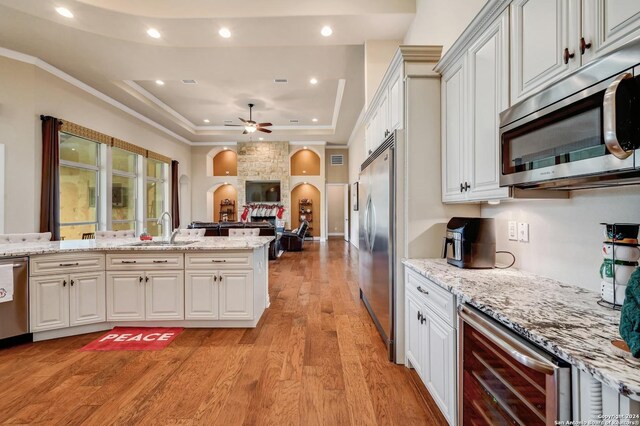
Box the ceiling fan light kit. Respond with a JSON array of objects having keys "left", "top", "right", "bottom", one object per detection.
[{"left": 226, "top": 103, "right": 273, "bottom": 135}]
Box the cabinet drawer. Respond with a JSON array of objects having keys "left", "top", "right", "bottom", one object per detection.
[
  {"left": 406, "top": 269, "right": 456, "bottom": 328},
  {"left": 185, "top": 252, "right": 252, "bottom": 270},
  {"left": 106, "top": 253, "right": 184, "bottom": 270},
  {"left": 30, "top": 253, "right": 105, "bottom": 276}
]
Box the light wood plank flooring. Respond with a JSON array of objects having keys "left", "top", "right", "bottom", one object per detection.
[{"left": 0, "top": 239, "right": 446, "bottom": 425}]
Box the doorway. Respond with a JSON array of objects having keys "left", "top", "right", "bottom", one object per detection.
[{"left": 326, "top": 184, "right": 349, "bottom": 241}]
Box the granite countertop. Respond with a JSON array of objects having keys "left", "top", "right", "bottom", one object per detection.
[
  {"left": 402, "top": 258, "right": 640, "bottom": 401},
  {"left": 0, "top": 236, "right": 275, "bottom": 257}
]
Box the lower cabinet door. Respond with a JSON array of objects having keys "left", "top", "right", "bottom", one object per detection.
[
  {"left": 406, "top": 291, "right": 426, "bottom": 380},
  {"left": 107, "top": 271, "right": 145, "bottom": 321},
  {"left": 218, "top": 270, "right": 254, "bottom": 320},
  {"left": 425, "top": 312, "right": 456, "bottom": 424},
  {"left": 30, "top": 274, "right": 69, "bottom": 332},
  {"left": 185, "top": 270, "right": 218, "bottom": 320},
  {"left": 145, "top": 270, "right": 184, "bottom": 320},
  {"left": 69, "top": 272, "right": 106, "bottom": 327}
]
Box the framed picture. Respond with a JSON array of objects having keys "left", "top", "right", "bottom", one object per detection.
[
  {"left": 112, "top": 184, "right": 128, "bottom": 208},
  {"left": 352, "top": 182, "right": 359, "bottom": 211}
]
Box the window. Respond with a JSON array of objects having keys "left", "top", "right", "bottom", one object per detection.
[
  {"left": 146, "top": 158, "right": 167, "bottom": 236},
  {"left": 59, "top": 133, "right": 99, "bottom": 240},
  {"left": 111, "top": 148, "right": 137, "bottom": 232}
]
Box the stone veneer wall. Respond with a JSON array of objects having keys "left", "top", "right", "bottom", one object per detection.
[{"left": 237, "top": 141, "right": 291, "bottom": 227}]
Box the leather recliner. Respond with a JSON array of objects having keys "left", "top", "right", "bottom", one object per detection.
[{"left": 280, "top": 221, "right": 309, "bottom": 252}]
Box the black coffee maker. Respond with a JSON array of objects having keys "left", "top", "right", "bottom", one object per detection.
[{"left": 442, "top": 217, "right": 496, "bottom": 269}]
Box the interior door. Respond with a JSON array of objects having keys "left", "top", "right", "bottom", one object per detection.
[{"left": 344, "top": 184, "right": 349, "bottom": 242}]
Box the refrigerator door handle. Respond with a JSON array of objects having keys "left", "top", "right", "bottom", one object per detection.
[
  {"left": 363, "top": 195, "right": 371, "bottom": 251},
  {"left": 369, "top": 200, "right": 376, "bottom": 253}
]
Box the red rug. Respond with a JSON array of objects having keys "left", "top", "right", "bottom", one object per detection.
[{"left": 80, "top": 327, "right": 184, "bottom": 351}]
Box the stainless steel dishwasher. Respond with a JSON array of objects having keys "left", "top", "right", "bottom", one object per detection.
[{"left": 0, "top": 257, "right": 30, "bottom": 343}]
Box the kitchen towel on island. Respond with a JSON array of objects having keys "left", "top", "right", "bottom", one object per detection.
[
  {"left": 619, "top": 268, "right": 640, "bottom": 357},
  {"left": 0, "top": 264, "right": 14, "bottom": 303}
]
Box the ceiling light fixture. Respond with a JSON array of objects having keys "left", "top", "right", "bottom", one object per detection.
[
  {"left": 310, "top": 78, "right": 318, "bottom": 85},
  {"left": 155, "top": 80, "right": 165, "bottom": 86},
  {"left": 244, "top": 125, "right": 257, "bottom": 133},
  {"left": 312, "top": 118, "right": 318, "bottom": 122},
  {"left": 259, "top": 137, "right": 264, "bottom": 141},
  {"left": 203, "top": 119, "right": 210, "bottom": 123},
  {"left": 223, "top": 146, "right": 227, "bottom": 150},
  {"left": 219, "top": 28, "right": 231, "bottom": 38},
  {"left": 147, "top": 28, "right": 161, "bottom": 39},
  {"left": 303, "top": 146, "right": 308, "bottom": 149},
  {"left": 55, "top": 7, "right": 74, "bottom": 18},
  {"left": 321, "top": 26, "right": 333, "bottom": 37}
]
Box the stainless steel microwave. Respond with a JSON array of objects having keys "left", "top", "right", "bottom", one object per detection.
[{"left": 499, "top": 38, "right": 640, "bottom": 190}]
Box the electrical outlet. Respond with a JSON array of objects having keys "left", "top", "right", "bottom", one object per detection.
[
  {"left": 508, "top": 221, "right": 518, "bottom": 241},
  {"left": 518, "top": 222, "right": 529, "bottom": 242}
]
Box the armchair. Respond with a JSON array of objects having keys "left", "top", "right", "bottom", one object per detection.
[{"left": 280, "top": 221, "right": 309, "bottom": 252}]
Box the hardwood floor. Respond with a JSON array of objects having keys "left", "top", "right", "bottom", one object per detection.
[{"left": 0, "top": 239, "right": 446, "bottom": 425}]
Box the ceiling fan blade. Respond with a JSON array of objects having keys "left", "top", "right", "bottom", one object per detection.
[
  {"left": 258, "top": 128, "right": 272, "bottom": 134},
  {"left": 242, "top": 130, "right": 248, "bottom": 135},
  {"left": 257, "top": 123, "right": 272, "bottom": 127},
  {"left": 224, "top": 124, "right": 243, "bottom": 127},
  {"left": 238, "top": 118, "right": 247, "bottom": 123}
]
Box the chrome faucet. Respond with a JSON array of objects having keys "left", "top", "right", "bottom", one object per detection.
[{"left": 158, "top": 212, "right": 180, "bottom": 244}]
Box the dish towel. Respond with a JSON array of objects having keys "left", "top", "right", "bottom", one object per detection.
[
  {"left": 619, "top": 267, "right": 640, "bottom": 357},
  {"left": 0, "top": 264, "right": 14, "bottom": 303}
]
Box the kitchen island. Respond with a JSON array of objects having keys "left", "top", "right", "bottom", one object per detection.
[
  {"left": 403, "top": 258, "right": 640, "bottom": 423},
  {"left": 1, "top": 236, "right": 274, "bottom": 341}
]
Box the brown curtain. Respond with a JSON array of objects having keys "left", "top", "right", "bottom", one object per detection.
[
  {"left": 171, "top": 160, "right": 180, "bottom": 229},
  {"left": 39, "top": 115, "right": 62, "bottom": 240}
]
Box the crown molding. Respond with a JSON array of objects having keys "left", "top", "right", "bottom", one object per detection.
[
  {"left": 289, "top": 141, "right": 327, "bottom": 146},
  {"left": 0, "top": 47, "right": 193, "bottom": 146}
]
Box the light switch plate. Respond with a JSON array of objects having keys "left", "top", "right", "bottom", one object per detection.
[
  {"left": 508, "top": 221, "right": 518, "bottom": 241},
  {"left": 518, "top": 222, "right": 529, "bottom": 242}
]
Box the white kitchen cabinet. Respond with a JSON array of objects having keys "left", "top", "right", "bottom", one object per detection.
[
  {"left": 466, "top": 10, "right": 511, "bottom": 201},
  {"left": 107, "top": 271, "right": 145, "bottom": 321},
  {"left": 405, "top": 269, "right": 457, "bottom": 425},
  {"left": 185, "top": 271, "right": 219, "bottom": 320},
  {"left": 107, "top": 270, "right": 184, "bottom": 321},
  {"left": 30, "top": 274, "right": 68, "bottom": 332},
  {"left": 510, "top": 0, "right": 580, "bottom": 104},
  {"left": 69, "top": 272, "right": 106, "bottom": 327},
  {"left": 146, "top": 271, "right": 184, "bottom": 320},
  {"left": 31, "top": 272, "right": 105, "bottom": 332},
  {"left": 218, "top": 270, "right": 254, "bottom": 320},
  {"left": 441, "top": 59, "right": 467, "bottom": 202},
  {"left": 388, "top": 69, "right": 403, "bottom": 132},
  {"left": 582, "top": 0, "right": 640, "bottom": 63}
]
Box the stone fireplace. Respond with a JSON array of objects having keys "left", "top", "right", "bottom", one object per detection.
[{"left": 237, "top": 141, "right": 290, "bottom": 227}]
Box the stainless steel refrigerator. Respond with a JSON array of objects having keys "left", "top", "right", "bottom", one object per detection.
[{"left": 359, "top": 134, "right": 395, "bottom": 361}]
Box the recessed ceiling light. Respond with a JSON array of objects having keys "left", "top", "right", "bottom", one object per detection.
[
  {"left": 223, "top": 146, "right": 227, "bottom": 150},
  {"left": 147, "top": 28, "right": 161, "bottom": 39},
  {"left": 310, "top": 78, "right": 318, "bottom": 85},
  {"left": 219, "top": 28, "right": 231, "bottom": 38},
  {"left": 55, "top": 7, "right": 73, "bottom": 18},
  {"left": 321, "top": 26, "right": 333, "bottom": 37},
  {"left": 155, "top": 80, "right": 165, "bottom": 86},
  {"left": 259, "top": 137, "right": 264, "bottom": 141},
  {"left": 312, "top": 118, "right": 318, "bottom": 122},
  {"left": 303, "top": 146, "right": 308, "bottom": 149},
  {"left": 203, "top": 119, "right": 210, "bottom": 123}
]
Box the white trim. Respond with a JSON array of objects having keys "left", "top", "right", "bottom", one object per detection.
[
  {"left": 122, "top": 80, "right": 195, "bottom": 129},
  {"left": 328, "top": 233, "right": 344, "bottom": 236},
  {"left": 289, "top": 141, "right": 327, "bottom": 146},
  {"left": 331, "top": 79, "right": 347, "bottom": 128},
  {"left": 0, "top": 47, "right": 194, "bottom": 146},
  {"left": 326, "top": 146, "right": 349, "bottom": 150},
  {"left": 0, "top": 144, "right": 4, "bottom": 233}
]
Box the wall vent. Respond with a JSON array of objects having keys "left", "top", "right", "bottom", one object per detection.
[
  {"left": 330, "top": 154, "right": 344, "bottom": 166},
  {"left": 182, "top": 79, "right": 198, "bottom": 84},
  {"left": 274, "top": 79, "right": 288, "bottom": 83},
  {"left": 289, "top": 119, "right": 299, "bottom": 124}
]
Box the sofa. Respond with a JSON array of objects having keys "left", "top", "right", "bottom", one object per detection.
[
  {"left": 279, "top": 221, "right": 309, "bottom": 252},
  {"left": 188, "top": 221, "right": 277, "bottom": 260}
]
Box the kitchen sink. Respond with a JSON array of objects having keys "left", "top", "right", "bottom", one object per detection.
[{"left": 125, "top": 240, "right": 198, "bottom": 247}]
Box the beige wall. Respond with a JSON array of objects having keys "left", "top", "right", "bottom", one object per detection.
[
  {"left": 327, "top": 184, "right": 346, "bottom": 235},
  {"left": 291, "top": 183, "right": 320, "bottom": 237},
  {"left": 0, "top": 55, "right": 192, "bottom": 233},
  {"left": 364, "top": 40, "right": 401, "bottom": 108},
  {"left": 403, "top": 0, "right": 487, "bottom": 53},
  {"left": 482, "top": 188, "right": 640, "bottom": 292},
  {"left": 325, "top": 148, "right": 349, "bottom": 183}
]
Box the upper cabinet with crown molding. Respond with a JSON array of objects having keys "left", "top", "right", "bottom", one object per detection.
[
  {"left": 511, "top": 0, "right": 640, "bottom": 104},
  {"left": 364, "top": 66, "right": 403, "bottom": 156}
]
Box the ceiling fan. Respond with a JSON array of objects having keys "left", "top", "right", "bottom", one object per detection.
[{"left": 225, "top": 103, "right": 273, "bottom": 134}]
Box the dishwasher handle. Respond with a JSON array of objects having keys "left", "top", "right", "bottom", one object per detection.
[{"left": 459, "top": 306, "right": 556, "bottom": 375}]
